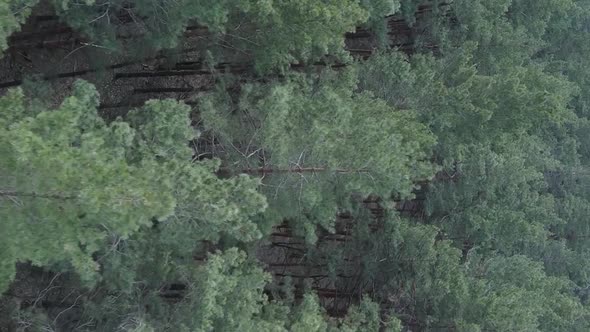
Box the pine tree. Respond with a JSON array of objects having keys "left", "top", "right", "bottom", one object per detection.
[
  {"left": 50, "top": 0, "right": 372, "bottom": 72},
  {"left": 462, "top": 254, "right": 587, "bottom": 331},
  {"left": 0, "top": 80, "right": 267, "bottom": 292},
  {"left": 358, "top": 49, "right": 575, "bottom": 165},
  {"left": 315, "top": 210, "right": 468, "bottom": 329},
  {"left": 199, "top": 69, "right": 436, "bottom": 241},
  {"left": 425, "top": 139, "right": 560, "bottom": 256}
]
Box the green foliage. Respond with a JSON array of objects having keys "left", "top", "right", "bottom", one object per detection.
[
  {"left": 62, "top": 247, "right": 389, "bottom": 331},
  {"left": 411, "top": 0, "right": 574, "bottom": 73},
  {"left": 170, "top": 249, "right": 276, "bottom": 331},
  {"left": 335, "top": 298, "right": 384, "bottom": 332},
  {"left": 0, "top": 79, "right": 392, "bottom": 331},
  {"left": 307, "top": 208, "right": 467, "bottom": 329},
  {"left": 52, "top": 0, "right": 369, "bottom": 72},
  {"left": 463, "top": 254, "right": 586, "bottom": 331},
  {"left": 200, "top": 70, "right": 436, "bottom": 241},
  {"left": 360, "top": 0, "right": 401, "bottom": 46},
  {"left": 358, "top": 49, "right": 576, "bottom": 165},
  {"left": 1, "top": 80, "right": 173, "bottom": 290},
  {"left": 5, "top": 0, "right": 590, "bottom": 330},
  {"left": 227, "top": 0, "right": 367, "bottom": 73},
  {"left": 0, "top": 80, "right": 267, "bottom": 292},
  {"left": 353, "top": 12, "right": 590, "bottom": 326},
  {"left": 425, "top": 140, "right": 560, "bottom": 256},
  {"left": 71, "top": 248, "right": 276, "bottom": 331}
]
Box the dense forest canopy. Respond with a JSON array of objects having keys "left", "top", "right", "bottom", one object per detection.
[{"left": 1, "top": 0, "right": 590, "bottom": 331}]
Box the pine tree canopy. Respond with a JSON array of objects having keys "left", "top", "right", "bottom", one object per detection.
[
  {"left": 3, "top": 0, "right": 590, "bottom": 331},
  {"left": 0, "top": 80, "right": 267, "bottom": 292},
  {"left": 200, "top": 70, "right": 436, "bottom": 241}
]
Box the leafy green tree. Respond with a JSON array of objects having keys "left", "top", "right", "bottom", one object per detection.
[
  {"left": 295, "top": 202, "right": 468, "bottom": 329},
  {"left": 4, "top": 0, "right": 590, "bottom": 330},
  {"left": 200, "top": 69, "right": 436, "bottom": 241},
  {"left": 335, "top": 297, "right": 401, "bottom": 332},
  {"left": 354, "top": 19, "right": 590, "bottom": 329},
  {"left": 540, "top": 1, "right": 590, "bottom": 119},
  {"left": 6, "top": 246, "right": 389, "bottom": 331},
  {"left": 0, "top": 78, "right": 399, "bottom": 331},
  {"left": 462, "top": 254, "right": 587, "bottom": 331},
  {"left": 404, "top": 0, "right": 574, "bottom": 73},
  {"left": 359, "top": 0, "right": 401, "bottom": 45},
  {"left": 0, "top": 80, "right": 267, "bottom": 293},
  {"left": 358, "top": 49, "right": 575, "bottom": 165},
  {"left": 337, "top": 213, "right": 468, "bottom": 329},
  {"left": 425, "top": 140, "right": 560, "bottom": 256},
  {"left": 52, "top": 0, "right": 371, "bottom": 72}
]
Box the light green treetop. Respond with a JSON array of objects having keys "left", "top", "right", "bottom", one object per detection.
[
  {"left": 0, "top": 80, "right": 267, "bottom": 293},
  {"left": 200, "top": 70, "right": 436, "bottom": 241}
]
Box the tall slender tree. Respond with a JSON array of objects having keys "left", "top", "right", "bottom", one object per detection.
[
  {"left": 0, "top": 80, "right": 267, "bottom": 292},
  {"left": 199, "top": 69, "right": 436, "bottom": 241}
]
